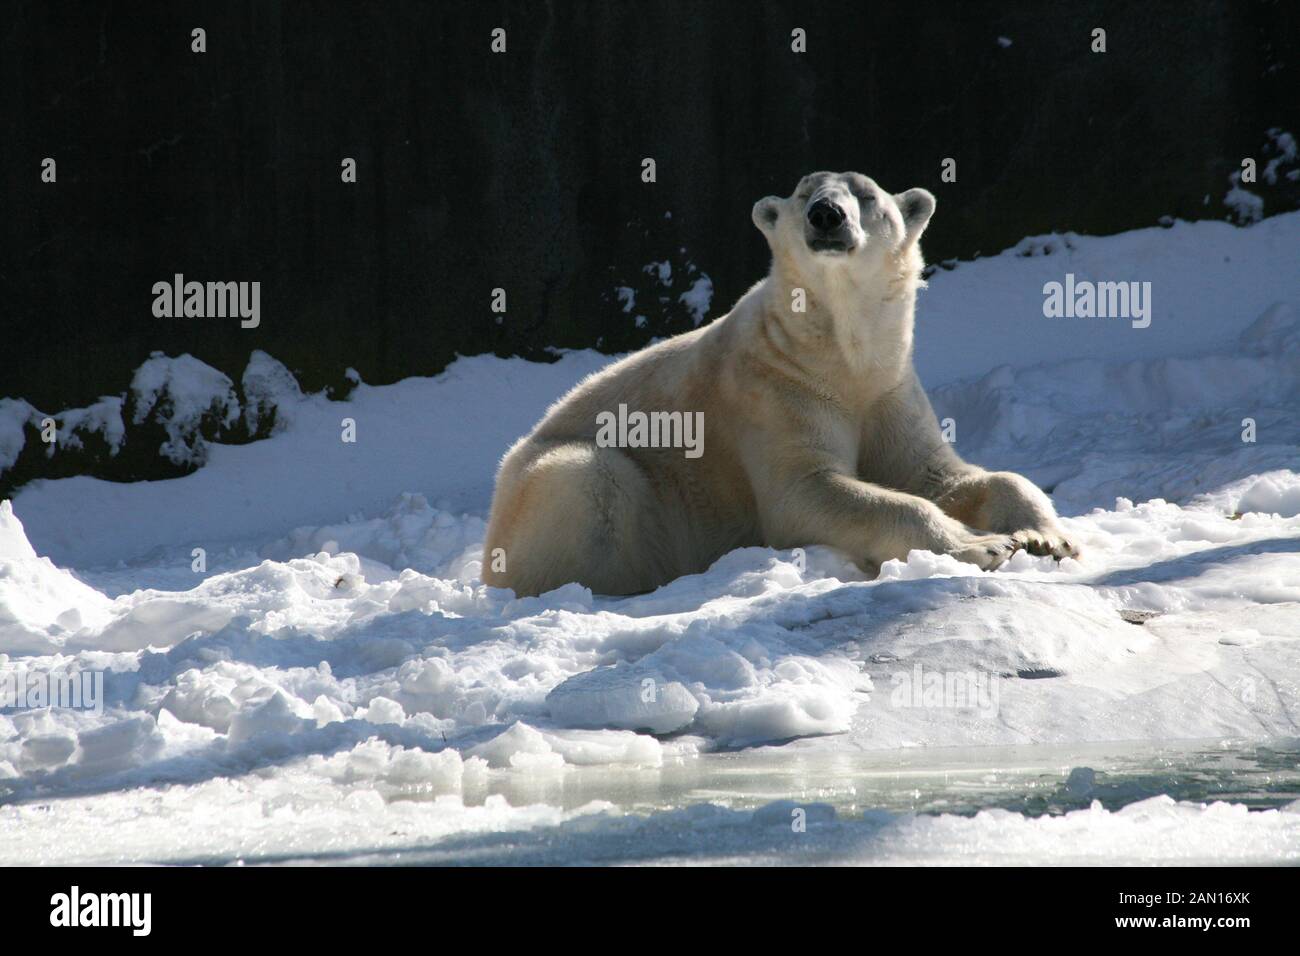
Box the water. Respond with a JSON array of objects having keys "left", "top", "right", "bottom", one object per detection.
[
  {"left": 446, "top": 737, "right": 1300, "bottom": 818},
  {"left": 247, "top": 737, "right": 1280, "bottom": 865}
]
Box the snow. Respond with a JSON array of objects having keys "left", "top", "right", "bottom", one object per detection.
[
  {"left": 2, "top": 211, "right": 1298, "bottom": 864},
  {"left": 679, "top": 275, "right": 715, "bottom": 325},
  {"left": 1262, "top": 127, "right": 1297, "bottom": 185},
  {"left": 1236, "top": 472, "right": 1300, "bottom": 518},
  {"left": 614, "top": 286, "right": 636, "bottom": 317},
  {"left": 3, "top": 766, "right": 1296, "bottom": 866},
  {"left": 53, "top": 397, "right": 126, "bottom": 455},
  {"left": 1225, "top": 182, "right": 1264, "bottom": 224},
  {"left": 0, "top": 399, "right": 38, "bottom": 472},
  {"left": 915, "top": 212, "right": 1299, "bottom": 385},
  {"left": 241, "top": 349, "right": 303, "bottom": 434},
  {"left": 129, "top": 351, "right": 241, "bottom": 465},
  {"left": 11, "top": 350, "right": 615, "bottom": 569},
  {"left": 644, "top": 260, "right": 672, "bottom": 285},
  {"left": 0, "top": 395, "right": 128, "bottom": 470},
  {"left": 0, "top": 501, "right": 114, "bottom": 654}
]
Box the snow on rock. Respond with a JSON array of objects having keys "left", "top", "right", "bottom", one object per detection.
[
  {"left": 241, "top": 349, "right": 303, "bottom": 434},
  {"left": 52, "top": 397, "right": 127, "bottom": 455},
  {"left": 1224, "top": 182, "right": 1264, "bottom": 224},
  {"left": 130, "top": 351, "right": 241, "bottom": 465},
  {"left": 0, "top": 399, "right": 38, "bottom": 473},
  {"left": 0, "top": 395, "right": 128, "bottom": 474},
  {"left": 679, "top": 274, "right": 714, "bottom": 325}
]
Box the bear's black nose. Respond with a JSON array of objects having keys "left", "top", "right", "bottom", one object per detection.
[{"left": 807, "top": 199, "right": 846, "bottom": 232}]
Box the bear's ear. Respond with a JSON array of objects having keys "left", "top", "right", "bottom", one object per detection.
[
  {"left": 894, "top": 188, "right": 936, "bottom": 246},
  {"left": 752, "top": 196, "right": 781, "bottom": 235}
]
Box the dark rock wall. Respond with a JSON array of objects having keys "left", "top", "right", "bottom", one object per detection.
[{"left": 2, "top": 0, "right": 1297, "bottom": 493}]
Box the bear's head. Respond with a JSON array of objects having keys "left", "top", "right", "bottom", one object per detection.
[{"left": 751, "top": 171, "right": 935, "bottom": 278}]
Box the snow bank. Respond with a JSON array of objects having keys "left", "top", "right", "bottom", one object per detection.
[
  {"left": 915, "top": 211, "right": 1300, "bottom": 385},
  {"left": 12, "top": 351, "right": 615, "bottom": 568},
  {"left": 2, "top": 478, "right": 1296, "bottom": 794},
  {"left": 932, "top": 297, "right": 1300, "bottom": 515},
  {"left": 0, "top": 502, "right": 114, "bottom": 653}
]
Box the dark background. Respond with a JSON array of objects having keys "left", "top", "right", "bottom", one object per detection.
[{"left": 2, "top": 0, "right": 1298, "bottom": 494}]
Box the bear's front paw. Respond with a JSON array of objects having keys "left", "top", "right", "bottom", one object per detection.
[
  {"left": 948, "top": 532, "right": 1022, "bottom": 571},
  {"left": 1011, "top": 528, "right": 1079, "bottom": 561}
]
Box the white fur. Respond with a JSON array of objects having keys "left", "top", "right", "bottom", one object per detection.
[{"left": 484, "top": 172, "right": 1076, "bottom": 596}]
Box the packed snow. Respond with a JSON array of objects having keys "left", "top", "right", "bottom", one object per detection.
[{"left": 1, "top": 212, "right": 1298, "bottom": 864}]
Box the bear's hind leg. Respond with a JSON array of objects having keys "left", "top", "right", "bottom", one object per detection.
[{"left": 483, "top": 441, "right": 668, "bottom": 596}]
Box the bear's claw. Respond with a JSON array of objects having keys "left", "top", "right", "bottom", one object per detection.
[
  {"left": 950, "top": 533, "right": 1022, "bottom": 570},
  {"left": 1012, "top": 529, "right": 1079, "bottom": 561}
]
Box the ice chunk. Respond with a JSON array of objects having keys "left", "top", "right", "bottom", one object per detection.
[{"left": 547, "top": 667, "right": 699, "bottom": 734}]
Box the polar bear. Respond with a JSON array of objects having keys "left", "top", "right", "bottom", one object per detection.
[{"left": 483, "top": 171, "right": 1077, "bottom": 596}]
